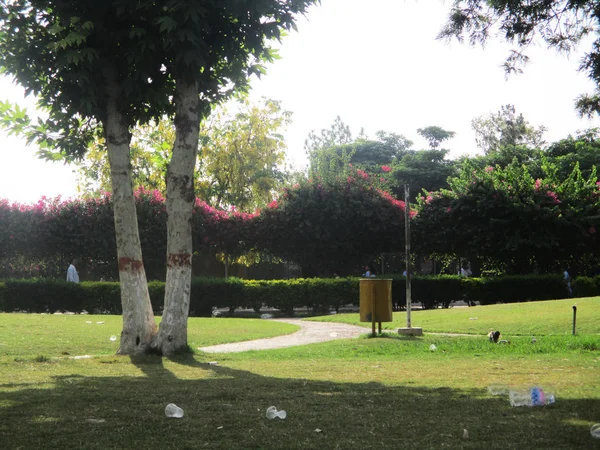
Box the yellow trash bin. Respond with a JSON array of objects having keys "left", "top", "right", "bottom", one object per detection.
[{"left": 359, "top": 279, "right": 392, "bottom": 334}]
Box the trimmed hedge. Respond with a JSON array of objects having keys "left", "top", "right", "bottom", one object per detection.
[{"left": 0, "top": 274, "right": 589, "bottom": 315}]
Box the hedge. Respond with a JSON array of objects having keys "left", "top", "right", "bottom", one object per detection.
[{"left": 0, "top": 275, "right": 588, "bottom": 315}]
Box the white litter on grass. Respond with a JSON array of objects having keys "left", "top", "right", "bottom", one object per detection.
[
  {"left": 96, "top": 321, "right": 105, "bottom": 324},
  {"left": 86, "top": 419, "right": 106, "bottom": 424},
  {"left": 329, "top": 332, "right": 338, "bottom": 337},
  {"left": 463, "top": 429, "right": 469, "bottom": 440},
  {"left": 110, "top": 336, "right": 117, "bottom": 342},
  {"left": 71, "top": 355, "right": 93, "bottom": 360},
  {"left": 261, "top": 314, "right": 274, "bottom": 319},
  {"left": 207, "top": 361, "right": 219, "bottom": 366},
  {"left": 429, "top": 344, "right": 437, "bottom": 351},
  {"left": 469, "top": 317, "right": 478, "bottom": 320},
  {"left": 217, "top": 426, "right": 223, "bottom": 430},
  {"left": 85, "top": 321, "right": 92, "bottom": 324},
  {"left": 315, "top": 428, "right": 322, "bottom": 433}
]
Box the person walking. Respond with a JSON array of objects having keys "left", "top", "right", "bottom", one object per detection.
[{"left": 67, "top": 259, "right": 79, "bottom": 283}]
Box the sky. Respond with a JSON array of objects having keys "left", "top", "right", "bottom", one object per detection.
[{"left": 1, "top": 0, "right": 599, "bottom": 204}]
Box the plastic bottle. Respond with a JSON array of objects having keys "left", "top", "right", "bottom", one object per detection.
[
  {"left": 509, "top": 387, "right": 555, "bottom": 407},
  {"left": 591, "top": 423, "right": 600, "bottom": 439},
  {"left": 165, "top": 403, "right": 184, "bottom": 418}
]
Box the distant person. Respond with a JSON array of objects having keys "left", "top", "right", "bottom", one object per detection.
[
  {"left": 564, "top": 269, "right": 572, "bottom": 296},
  {"left": 67, "top": 259, "right": 79, "bottom": 283},
  {"left": 363, "top": 266, "right": 375, "bottom": 278},
  {"left": 459, "top": 265, "right": 472, "bottom": 277}
]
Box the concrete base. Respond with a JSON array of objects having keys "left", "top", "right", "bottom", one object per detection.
[{"left": 397, "top": 327, "right": 423, "bottom": 336}]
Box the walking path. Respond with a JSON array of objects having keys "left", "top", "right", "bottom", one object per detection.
[{"left": 198, "top": 319, "right": 373, "bottom": 354}]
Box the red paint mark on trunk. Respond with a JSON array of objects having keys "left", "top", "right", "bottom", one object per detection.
[
  {"left": 119, "top": 257, "right": 144, "bottom": 272},
  {"left": 168, "top": 253, "right": 192, "bottom": 268}
]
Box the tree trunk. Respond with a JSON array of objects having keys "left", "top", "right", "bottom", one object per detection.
[
  {"left": 104, "top": 79, "right": 157, "bottom": 355},
  {"left": 155, "top": 80, "right": 200, "bottom": 355}
]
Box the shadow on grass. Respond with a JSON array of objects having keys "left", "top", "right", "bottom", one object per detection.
[{"left": 0, "top": 354, "right": 599, "bottom": 449}]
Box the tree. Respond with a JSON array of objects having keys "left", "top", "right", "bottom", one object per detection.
[
  {"left": 76, "top": 120, "right": 175, "bottom": 196},
  {"left": 76, "top": 98, "right": 292, "bottom": 213},
  {"left": 389, "top": 149, "right": 457, "bottom": 202},
  {"left": 308, "top": 129, "right": 412, "bottom": 181},
  {"left": 439, "top": 1, "right": 600, "bottom": 117},
  {"left": 197, "top": 98, "right": 292, "bottom": 212},
  {"left": 0, "top": 0, "right": 317, "bottom": 355},
  {"left": 471, "top": 105, "right": 546, "bottom": 153},
  {"left": 417, "top": 126, "right": 455, "bottom": 149},
  {"left": 304, "top": 115, "right": 355, "bottom": 154}
]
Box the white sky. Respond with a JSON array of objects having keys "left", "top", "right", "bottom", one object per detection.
[{"left": 1, "top": 0, "right": 599, "bottom": 203}]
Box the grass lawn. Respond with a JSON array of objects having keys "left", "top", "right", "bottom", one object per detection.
[
  {"left": 308, "top": 297, "right": 600, "bottom": 336},
  {"left": 1, "top": 304, "right": 599, "bottom": 449}
]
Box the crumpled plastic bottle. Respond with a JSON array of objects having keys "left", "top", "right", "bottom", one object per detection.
[{"left": 509, "top": 387, "right": 555, "bottom": 407}]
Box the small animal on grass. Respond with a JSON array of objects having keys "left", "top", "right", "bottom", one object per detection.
[{"left": 488, "top": 330, "right": 501, "bottom": 343}]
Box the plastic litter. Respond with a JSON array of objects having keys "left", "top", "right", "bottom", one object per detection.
[
  {"left": 509, "top": 387, "right": 555, "bottom": 407},
  {"left": 531, "top": 337, "right": 537, "bottom": 343},
  {"left": 329, "top": 332, "right": 338, "bottom": 337},
  {"left": 591, "top": 423, "right": 600, "bottom": 439},
  {"left": 165, "top": 403, "right": 184, "bottom": 418},
  {"left": 265, "top": 406, "right": 286, "bottom": 420},
  {"left": 462, "top": 429, "right": 469, "bottom": 440},
  {"left": 469, "top": 317, "right": 478, "bottom": 320},
  {"left": 86, "top": 419, "right": 106, "bottom": 424},
  {"left": 109, "top": 335, "right": 117, "bottom": 342},
  {"left": 487, "top": 385, "right": 509, "bottom": 396},
  {"left": 429, "top": 344, "right": 437, "bottom": 351},
  {"left": 96, "top": 321, "right": 105, "bottom": 324},
  {"left": 207, "top": 361, "right": 219, "bottom": 366},
  {"left": 261, "top": 314, "right": 274, "bottom": 319},
  {"left": 85, "top": 321, "right": 92, "bottom": 324},
  {"left": 315, "top": 428, "right": 322, "bottom": 433}
]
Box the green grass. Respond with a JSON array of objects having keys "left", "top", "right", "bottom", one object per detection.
[
  {"left": 0, "top": 313, "right": 299, "bottom": 358},
  {"left": 309, "top": 297, "right": 600, "bottom": 335},
  {"left": 0, "top": 305, "right": 599, "bottom": 449}
]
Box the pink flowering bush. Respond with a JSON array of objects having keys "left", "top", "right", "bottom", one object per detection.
[
  {"left": 254, "top": 169, "right": 408, "bottom": 276},
  {"left": 413, "top": 160, "right": 600, "bottom": 274}
]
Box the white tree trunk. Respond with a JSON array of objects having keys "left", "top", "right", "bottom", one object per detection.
[
  {"left": 104, "top": 78, "right": 157, "bottom": 355},
  {"left": 156, "top": 80, "right": 200, "bottom": 355}
]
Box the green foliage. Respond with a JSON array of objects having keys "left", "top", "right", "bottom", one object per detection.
[
  {"left": 414, "top": 157, "right": 600, "bottom": 274},
  {"left": 0, "top": 275, "right": 586, "bottom": 316},
  {"left": 416, "top": 126, "right": 455, "bottom": 149},
  {"left": 571, "top": 276, "right": 600, "bottom": 298},
  {"left": 256, "top": 175, "right": 407, "bottom": 276},
  {"left": 470, "top": 105, "right": 546, "bottom": 153},
  {"left": 465, "top": 275, "right": 569, "bottom": 305}
]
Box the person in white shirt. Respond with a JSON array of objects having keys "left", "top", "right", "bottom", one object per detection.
[{"left": 67, "top": 259, "right": 79, "bottom": 283}]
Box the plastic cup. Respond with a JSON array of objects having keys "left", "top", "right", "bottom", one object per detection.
[
  {"left": 110, "top": 335, "right": 117, "bottom": 342},
  {"left": 165, "top": 403, "right": 184, "bottom": 418},
  {"left": 266, "top": 406, "right": 286, "bottom": 420}
]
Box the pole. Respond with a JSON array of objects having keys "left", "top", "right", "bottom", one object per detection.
[
  {"left": 405, "top": 184, "right": 411, "bottom": 329},
  {"left": 572, "top": 305, "right": 577, "bottom": 335}
]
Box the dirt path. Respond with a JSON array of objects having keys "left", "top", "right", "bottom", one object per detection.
[{"left": 198, "top": 319, "right": 373, "bottom": 354}]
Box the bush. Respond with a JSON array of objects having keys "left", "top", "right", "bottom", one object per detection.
[
  {"left": 465, "top": 275, "right": 569, "bottom": 305},
  {"left": 571, "top": 276, "right": 600, "bottom": 298},
  {"left": 0, "top": 275, "right": 586, "bottom": 316}
]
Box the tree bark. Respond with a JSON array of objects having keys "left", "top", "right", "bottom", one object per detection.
[
  {"left": 155, "top": 80, "right": 200, "bottom": 355},
  {"left": 104, "top": 74, "right": 157, "bottom": 355}
]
